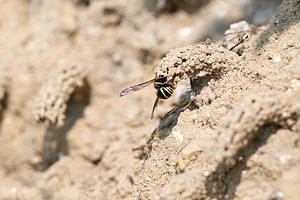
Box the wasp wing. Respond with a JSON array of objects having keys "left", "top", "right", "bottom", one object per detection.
[{"left": 120, "top": 79, "right": 155, "bottom": 97}]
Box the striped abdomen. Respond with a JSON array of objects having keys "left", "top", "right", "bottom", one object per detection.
[{"left": 157, "top": 86, "right": 173, "bottom": 99}]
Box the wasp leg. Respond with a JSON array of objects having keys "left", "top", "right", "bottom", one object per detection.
[
  {"left": 133, "top": 79, "right": 202, "bottom": 155},
  {"left": 190, "top": 96, "right": 202, "bottom": 108},
  {"left": 132, "top": 127, "right": 158, "bottom": 166},
  {"left": 132, "top": 127, "right": 158, "bottom": 152},
  {"left": 151, "top": 97, "right": 159, "bottom": 119},
  {"left": 160, "top": 100, "right": 192, "bottom": 121},
  {"left": 133, "top": 100, "right": 193, "bottom": 150},
  {"left": 133, "top": 97, "right": 196, "bottom": 159},
  {"left": 229, "top": 34, "right": 249, "bottom": 51}
]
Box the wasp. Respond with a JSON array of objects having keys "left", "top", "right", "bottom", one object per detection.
[{"left": 120, "top": 76, "right": 174, "bottom": 119}]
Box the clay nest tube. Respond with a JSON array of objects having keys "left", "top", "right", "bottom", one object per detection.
[{"left": 33, "top": 63, "right": 87, "bottom": 127}]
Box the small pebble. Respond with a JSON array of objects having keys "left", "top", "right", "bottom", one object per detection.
[{"left": 172, "top": 131, "right": 183, "bottom": 142}]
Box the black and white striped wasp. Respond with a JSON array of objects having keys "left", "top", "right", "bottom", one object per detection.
[{"left": 120, "top": 76, "right": 174, "bottom": 119}]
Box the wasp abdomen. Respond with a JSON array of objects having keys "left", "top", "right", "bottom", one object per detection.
[{"left": 157, "top": 86, "right": 173, "bottom": 99}]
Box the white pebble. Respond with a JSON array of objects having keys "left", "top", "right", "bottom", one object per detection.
[
  {"left": 277, "top": 191, "right": 284, "bottom": 198},
  {"left": 279, "top": 154, "right": 292, "bottom": 164},
  {"left": 10, "top": 187, "right": 17, "bottom": 193},
  {"left": 273, "top": 56, "right": 281, "bottom": 62},
  {"left": 177, "top": 27, "right": 192, "bottom": 38},
  {"left": 191, "top": 114, "right": 198, "bottom": 120},
  {"left": 172, "top": 131, "right": 183, "bottom": 142},
  {"left": 204, "top": 171, "right": 210, "bottom": 176}
]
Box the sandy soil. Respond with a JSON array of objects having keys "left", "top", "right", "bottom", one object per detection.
[{"left": 0, "top": 0, "right": 299, "bottom": 199}]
